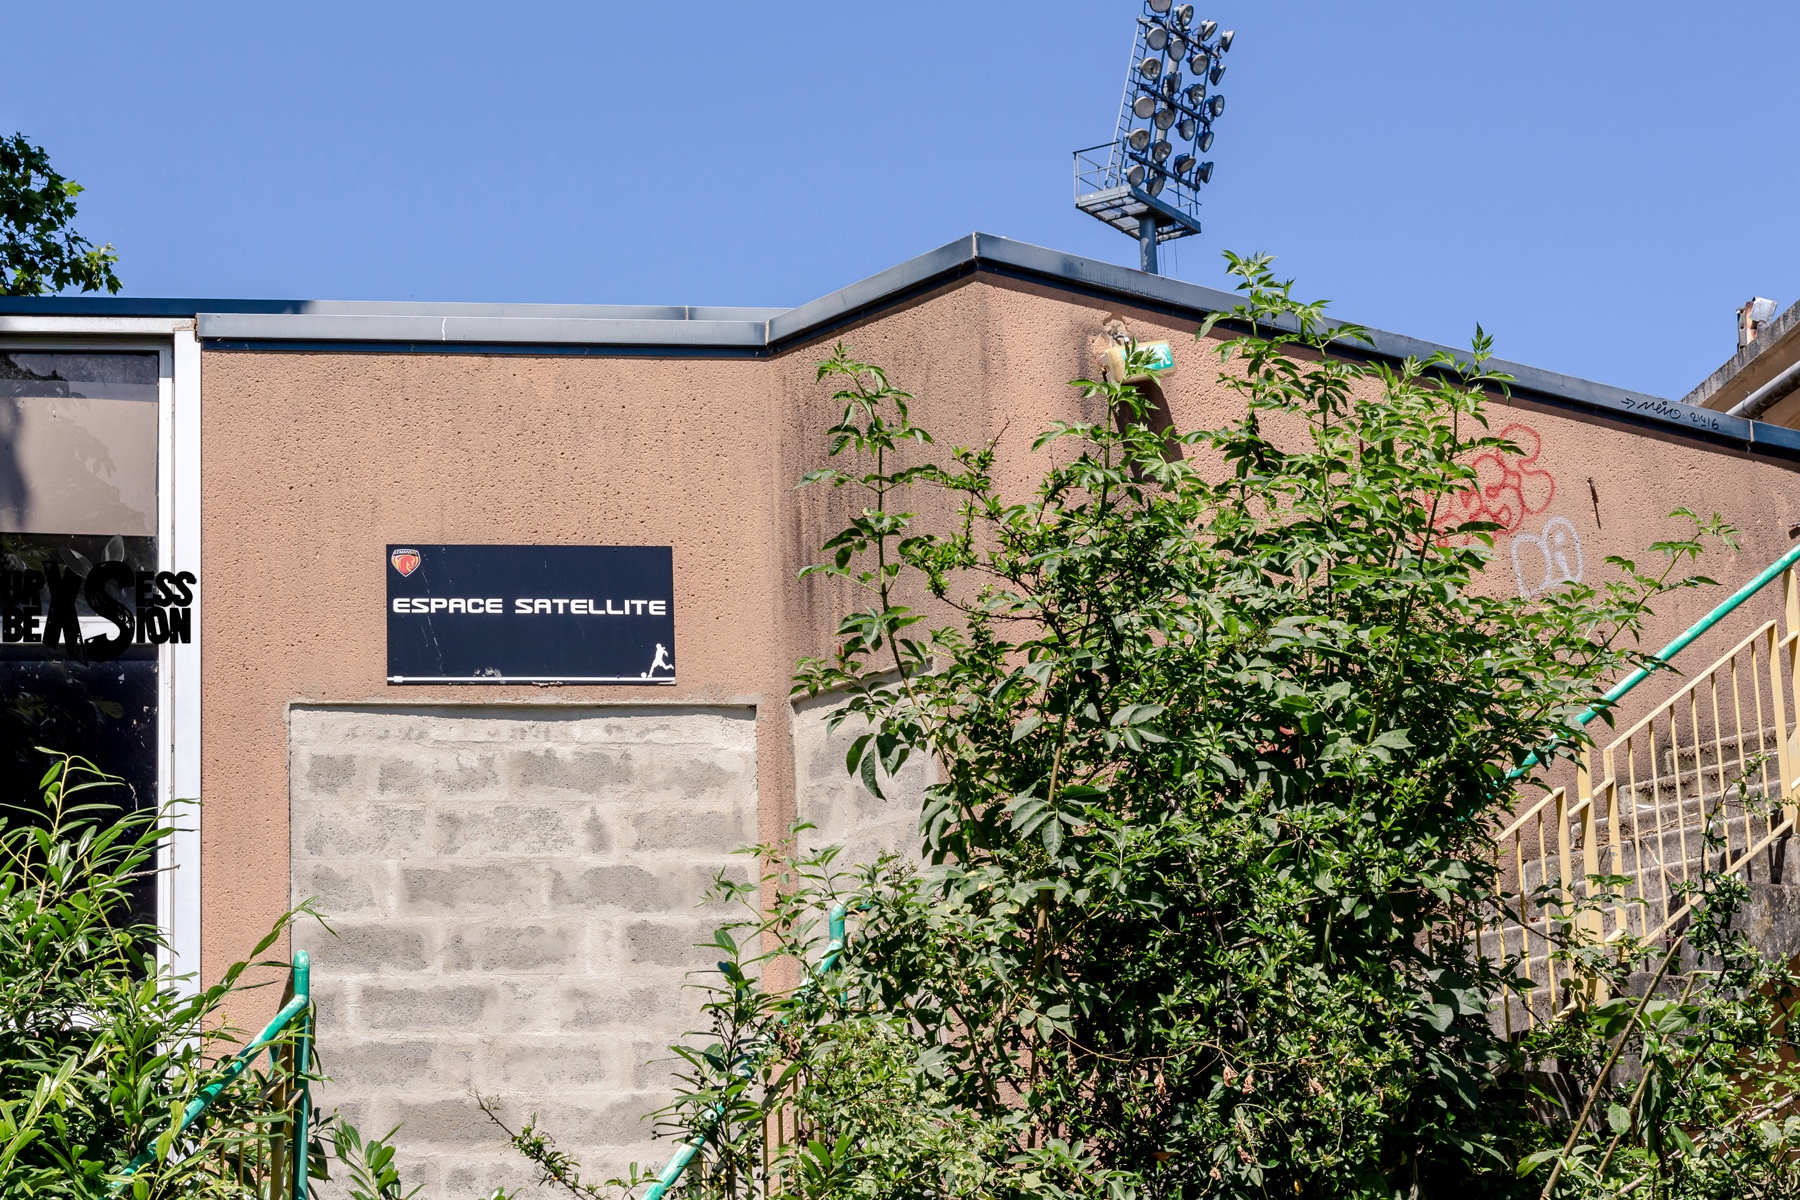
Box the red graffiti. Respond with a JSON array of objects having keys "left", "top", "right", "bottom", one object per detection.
[{"left": 1441, "top": 423, "right": 1555, "bottom": 537}]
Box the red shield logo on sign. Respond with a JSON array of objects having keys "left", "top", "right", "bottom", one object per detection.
[{"left": 390, "top": 549, "right": 422, "bottom": 577}]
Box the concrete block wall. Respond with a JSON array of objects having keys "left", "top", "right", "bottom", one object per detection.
[
  {"left": 791, "top": 697, "right": 930, "bottom": 866},
  {"left": 290, "top": 705, "right": 757, "bottom": 1197}
]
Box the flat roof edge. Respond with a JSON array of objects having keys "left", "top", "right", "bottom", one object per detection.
[
  {"left": 195, "top": 312, "right": 770, "bottom": 347},
  {"left": 0, "top": 296, "right": 786, "bottom": 322},
  {"left": 5, "top": 232, "right": 1789, "bottom": 459},
  {"left": 955, "top": 236, "right": 1791, "bottom": 457}
]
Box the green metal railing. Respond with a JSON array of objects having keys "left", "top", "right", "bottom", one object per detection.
[
  {"left": 1513, "top": 541, "right": 1800, "bottom": 777},
  {"left": 117, "top": 950, "right": 314, "bottom": 1198},
  {"left": 642, "top": 906, "right": 847, "bottom": 1200},
  {"left": 1491, "top": 541, "right": 1800, "bottom": 1029}
]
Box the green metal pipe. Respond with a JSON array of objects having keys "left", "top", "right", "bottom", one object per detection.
[
  {"left": 644, "top": 1137, "right": 706, "bottom": 1200},
  {"left": 116, "top": 951, "right": 313, "bottom": 1183},
  {"left": 1576, "top": 541, "right": 1800, "bottom": 726},
  {"left": 642, "top": 904, "right": 851, "bottom": 1200},
  {"left": 820, "top": 904, "right": 847, "bottom": 973},
  {"left": 292, "top": 950, "right": 312, "bottom": 1200},
  {"left": 1513, "top": 541, "right": 1800, "bottom": 776}
]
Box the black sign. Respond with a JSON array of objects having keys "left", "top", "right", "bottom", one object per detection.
[{"left": 386, "top": 545, "right": 674, "bottom": 684}]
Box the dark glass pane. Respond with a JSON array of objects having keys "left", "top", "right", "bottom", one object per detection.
[{"left": 0, "top": 352, "right": 159, "bottom": 926}]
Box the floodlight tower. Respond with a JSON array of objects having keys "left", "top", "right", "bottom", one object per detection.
[{"left": 1073, "top": 1, "right": 1234, "bottom": 275}]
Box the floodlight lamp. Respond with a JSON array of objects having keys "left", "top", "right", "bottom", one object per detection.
[
  {"left": 1077, "top": 1, "right": 1232, "bottom": 273},
  {"left": 1218, "top": 29, "right": 1234, "bottom": 51}
]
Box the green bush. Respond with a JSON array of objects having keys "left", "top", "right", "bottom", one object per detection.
[
  {"left": 502, "top": 256, "right": 1800, "bottom": 1199},
  {"left": 0, "top": 753, "right": 322, "bottom": 1196},
  {"left": 0, "top": 751, "right": 439, "bottom": 1199}
]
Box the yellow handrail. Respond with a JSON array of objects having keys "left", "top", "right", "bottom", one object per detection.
[{"left": 1488, "top": 550, "right": 1800, "bottom": 1029}]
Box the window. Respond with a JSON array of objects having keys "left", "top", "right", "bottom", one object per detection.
[
  {"left": 1, "top": 350, "right": 161, "bottom": 918},
  {"left": 0, "top": 333, "right": 198, "bottom": 985}
]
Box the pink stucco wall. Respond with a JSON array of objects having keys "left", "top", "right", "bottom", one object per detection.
[{"left": 199, "top": 274, "right": 1800, "bottom": 1003}]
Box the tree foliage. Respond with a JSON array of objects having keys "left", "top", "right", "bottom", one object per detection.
[
  {"left": 499, "top": 257, "right": 1800, "bottom": 1200},
  {"left": 781, "top": 253, "right": 1738, "bottom": 1196},
  {"left": 1, "top": 133, "right": 120, "bottom": 297}
]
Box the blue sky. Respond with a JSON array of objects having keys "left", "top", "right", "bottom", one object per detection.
[{"left": 7, "top": 2, "right": 1798, "bottom": 399}]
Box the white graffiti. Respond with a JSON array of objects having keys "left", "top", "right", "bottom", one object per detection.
[
  {"left": 642, "top": 642, "right": 674, "bottom": 678},
  {"left": 1512, "top": 515, "right": 1584, "bottom": 598}
]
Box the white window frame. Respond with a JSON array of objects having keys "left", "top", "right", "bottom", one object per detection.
[{"left": 0, "top": 317, "right": 202, "bottom": 992}]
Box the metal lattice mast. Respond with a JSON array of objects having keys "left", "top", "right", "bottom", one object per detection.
[{"left": 1074, "top": 1, "right": 1235, "bottom": 275}]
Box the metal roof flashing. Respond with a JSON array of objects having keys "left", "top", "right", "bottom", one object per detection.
[{"left": 2, "top": 233, "right": 1794, "bottom": 460}]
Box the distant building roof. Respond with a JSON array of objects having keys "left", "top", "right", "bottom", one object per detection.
[{"left": 1685, "top": 296, "right": 1800, "bottom": 427}]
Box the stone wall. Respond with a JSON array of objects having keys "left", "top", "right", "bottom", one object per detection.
[
  {"left": 289, "top": 705, "right": 757, "bottom": 1197},
  {"left": 791, "top": 696, "right": 930, "bottom": 867}
]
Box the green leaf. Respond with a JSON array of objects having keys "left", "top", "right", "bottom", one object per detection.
[
  {"left": 845, "top": 731, "right": 872, "bottom": 776},
  {"left": 1517, "top": 1148, "right": 1560, "bottom": 1177},
  {"left": 1371, "top": 728, "right": 1413, "bottom": 751},
  {"left": 859, "top": 743, "right": 885, "bottom": 799}
]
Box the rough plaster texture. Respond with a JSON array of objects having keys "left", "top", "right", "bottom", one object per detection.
[
  {"left": 199, "top": 349, "right": 799, "bottom": 1032},
  {"left": 290, "top": 705, "right": 756, "bottom": 1197}
]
